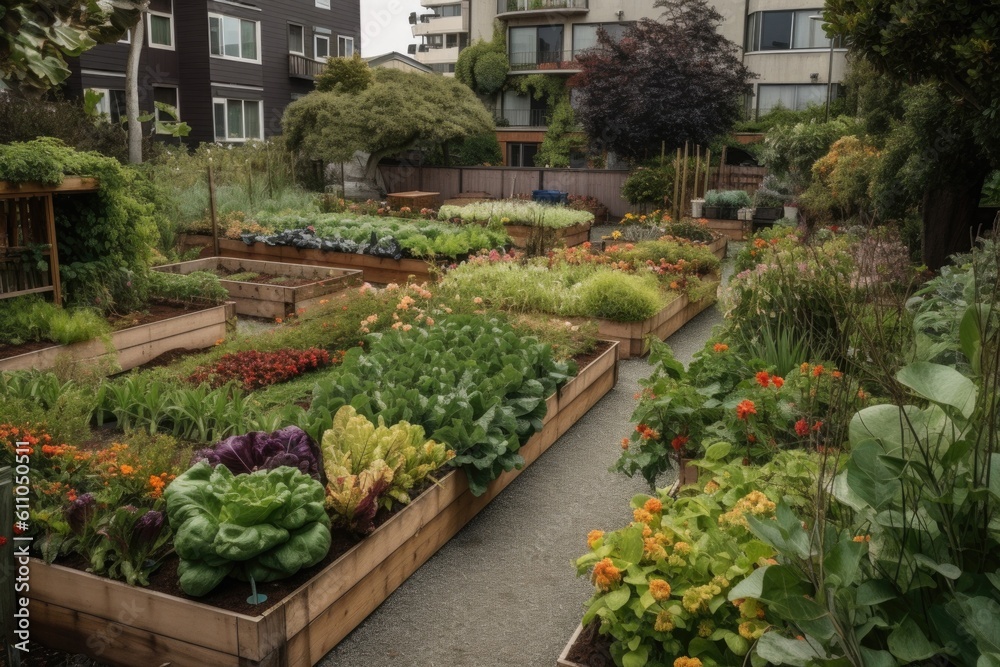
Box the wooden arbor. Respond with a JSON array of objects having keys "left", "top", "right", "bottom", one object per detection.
[{"left": 0, "top": 177, "right": 100, "bottom": 305}]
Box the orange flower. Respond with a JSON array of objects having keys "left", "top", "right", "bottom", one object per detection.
[
  {"left": 794, "top": 419, "right": 810, "bottom": 437},
  {"left": 644, "top": 498, "right": 663, "bottom": 514},
  {"left": 832, "top": 370, "right": 843, "bottom": 379},
  {"left": 671, "top": 434, "right": 688, "bottom": 451},
  {"left": 592, "top": 558, "right": 621, "bottom": 591},
  {"left": 857, "top": 388, "right": 868, "bottom": 400},
  {"left": 772, "top": 376, "right": 784, "bottom": 388},
  {"left": 649, "top": 578, "right": 672, "bottom": 601},
  {"left": 621, "top": 437, "right": 630, "bottom": 449},
  {"left": 118, "top": 464, "right": 135, "bottom": 475},
  {"left": 755, "top": 371, "right": 770, "bottom": 388},
  {"left": 736, "top": 399, "right": 757, "bottom": 421},
  {"left": 813, "top": 365, "right": 825, "bottom": 377},
  {"left": 587, "top": 530, "right": 604, "bottom": 549},
  {"left": 713, "top": 343, "right": 729, "bottom": 353},
  {"left": 633, "top": 508, "right": 654, "bottom": 524},
  {"left": 852, "top": 535, "right": 871, "bottom": 543},
  {"left": 275, "top": 317, "right": 283, "bottom": 324},
  {"left": 800, "top": 362, "right": 810, "bottom": 374}
]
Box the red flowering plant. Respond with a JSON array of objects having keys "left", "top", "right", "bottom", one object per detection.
[{"left": 187, "top": 347, "right": 334, "bottom": 391}]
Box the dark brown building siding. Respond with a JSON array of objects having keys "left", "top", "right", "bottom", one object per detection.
[{"left": 65, "top": 0, "right": 359, "bottom": 145}]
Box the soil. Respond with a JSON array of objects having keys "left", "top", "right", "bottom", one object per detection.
[
  {"left": 215, "top": 266, "right": 319, "bottom": 288},
  {"left": 564, "top": 621, "right": 615, "bottom": 667},
  {"left": 571, "top": 340, "right": 612, "bottom": 371},
  {"left": 0, "top": 301, "right": 218, "bottom": 361}
]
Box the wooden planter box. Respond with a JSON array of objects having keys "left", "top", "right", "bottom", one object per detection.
[
  {"left": 703, "top": 218, "right": 747, "bottom": 241},
  {"left": 753, "top": 206, "right": 784, "bottom": 221},
  {"left": 504, "top": 221, "right": 593, "bottom": 250},
  {"left": 557, "top": 624, "right": 588, "bottom": 667},
  {"left": 176, "top": 235, "right": 435, "bottom": 285},
  {"left": 30, "top": 342, "right": 620, "bottom": 667},
  {"left": 0, "top": 302, "right": 235, "bottom": 373},
  {"left": 386, "top": 191, "right": 440, "bottom": 210},
  {"left": 600, "top": 236, "right": 727, "bottom": 261},
  {"left": 154, "top": 258, "right": 362, "bottom": 319},
  {"left": 596, "top": 288, "right": 718, "bottom": 360}
]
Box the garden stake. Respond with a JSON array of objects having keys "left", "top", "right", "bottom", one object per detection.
[
  {"left": 208, "top": 161, "right": 219, "bottom": 257},
  {"left": 247, "top": 574, "right": 267, "bottom": 605},
  {"left": 704, "top": 149, "right": 712, "bottom": 198},
  {"left": 672, "top": 148, "right": 681, "bottom": 221},
  {"left": 694, "top": 145, "right": 701, "bottom": 204},
  {"left": 680, "top": 141, "right": 689, "bottom": 222}
]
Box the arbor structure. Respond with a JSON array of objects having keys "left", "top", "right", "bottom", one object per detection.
[
  {"left": 282, "top": 67, "right": 494, "bottom": 181},
  {"left": 571, "top": 0, "right": 752, "bottom": 162},
  {"left": 825, "top": 0, "right": 1000, "bottom": 268},
  {"left": 0, "top": 0, "right": 135, "bottom": 94}
]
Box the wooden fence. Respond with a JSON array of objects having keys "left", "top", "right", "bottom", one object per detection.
[{"left": 378, "top": 164, "right": 770, "bottom": 219}]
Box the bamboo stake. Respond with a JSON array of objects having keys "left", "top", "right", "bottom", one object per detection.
[
  {"left": 694, "top": 146, "right": 702, "bottom": 204},
  {"left": 672, "top": 148, "right": 681, "bottom": 221},
  {"left": 704, "top": 149, "right": 712, "bottom": 199},
  {"left": 208, "top": 162, "right": 220, "bottom": 257},
  {"left": 679, "top": 141, "right": 689, "bottom": 222}
]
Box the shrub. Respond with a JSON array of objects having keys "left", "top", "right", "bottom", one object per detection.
[
  {"left": 578, "top": 272, "right": 663, "bottom": 322},
  {"left": 438, "top": 200, "right": 593, "bottom": 229},
  {"left": 757, "top": 116, "right": 859, "bottom": 189},
  {"left": 622, "top": 167, "right": 670, "bottom": 208},
  {"left": 472, "top": 51, "right": 510, "bottom": 95}
]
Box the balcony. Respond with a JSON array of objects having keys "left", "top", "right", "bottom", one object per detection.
[
  {"left": 411, "top": 14, "right": 467, "bottom": 36},
  {"left": 497, "top": 0, "right": 588, "bottom": 17},
  {"left": 508, "top": 50, "right": 581, "bottom": 73},
  {"left": 494, "top": 108, "right": 549, "bottom": 127},
  {"left": 289, "top": 54, "right": 324, "bottom": 80}
]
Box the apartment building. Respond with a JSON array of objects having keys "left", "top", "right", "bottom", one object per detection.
[
  {"left": 64, "top": 0, "right": 360, "bottom": 145},
  {"left": 412, "top": 0, "right": 848, "bottom": 166}
]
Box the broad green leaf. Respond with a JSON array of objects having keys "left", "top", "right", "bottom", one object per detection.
[
  {"left": 856, "top": 579, "right": 898, "bottom": 606},
  {"left": 914, "top": 554, "right": 961, "bottom": 580},
  {"left": 959, "top": 304, "right": 992, "bottom": 374},
  {"left": 724, "top": 631, "right": 750, "bottom": 656},
  {"left": 605, "top": 586, "right": 631, "bottom": 611},
  {"left": 618, "top": 525, "right": 644, "bottom": 565},
  {"left": 860, "top": 648, "right": 897, "bottom": 667},
  {"left": 704, "top": 441, "right": 732, "bottom": 461},
  {"left": 896, "top": 361, "right": 977, "bottom": 419},
  {"left": 844, "top": 440, "right": 900, "bottom": 511},
  {"left": 622, "top": 646, "right": 648, "bottom": 667},
  {"left": 887, "top": 617, "right": 940, "bottom": 663},
  {"left": 823, "top": 539, "right": 865, "bottom": 588},
  {"left": 989, "top": 454, "right": 1000, "bottom": 501},
  {"left": 849, "top": 405, "right": 917, "bottom": 454},
  {"left": 957, "top": 596, "right": 1000, "bottom": 655},
  {"left": 755, "top": 632, "right": 827, "bottom": 667}
]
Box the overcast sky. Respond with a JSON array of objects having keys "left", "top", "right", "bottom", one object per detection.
[{"left": 360, "top": 0, "right": 424, "bottom": 58}]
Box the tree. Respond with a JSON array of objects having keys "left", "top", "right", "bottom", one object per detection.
[
  {"left": 824, "top": 0, "right": 1000, "bottom": 268},
  {"left": 315, "top": 53, "right": 374, "bottom": 94},
  {"left": 455, "top": 21, "right": 507, "bottom": 96},
  {"left": 0, "top": 0, "right": 136, "bottom": 94},
  {"left": 571, "top": 0, "right": 753, "bottom": 162},
  {"left": 124, "top": 0, "right": 147, "bottom": 164},
  {"left": 282, "top": 68, "right": 495, "bottom": 181}
]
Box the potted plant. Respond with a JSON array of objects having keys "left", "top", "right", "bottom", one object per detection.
[
  {"left": 752, "top": 185, "right": 786, "bottom": 220},
  {"left": 706, "top": 189, "right": 751, "bottom": 220}
]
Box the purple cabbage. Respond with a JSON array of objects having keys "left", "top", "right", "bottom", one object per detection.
[
  {"left": 67, "top": 493, "right": 96, "bottom": 534},
  {"left": 132, "top": 510, "right": 165, "bottom": 545},
  {"left": 193, "top": 426, "right": 325, "bottom": 484}
]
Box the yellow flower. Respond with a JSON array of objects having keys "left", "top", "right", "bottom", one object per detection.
[
  {"left": 703, "top": 480, "right": 720, "bottom": 494},
  {"left": 587, "top": 530, "right": 604, "bottom": 549},
  {"left": 673, "top": 541, "right": 691, "bottom": 555},
  {"left": 697, "top": 619, "right": 714, "bottom": 638},
  {"left": 643, "top": 537, "right": 667, "bottom": 561},
  {"left": 674, "top": 657, "right": 703, "bottom": 667},
  {"left": 592, "top": 558, "right": 621, "bottom": 592},
  {"left": 633, "top": 508, "right": 654, "bottom": 525},
  {"left": 654, "top": 610, "right": 675, "bottom": 632},
  {"left": 648, "top": 579, "right": 671, "bottom": 601}
]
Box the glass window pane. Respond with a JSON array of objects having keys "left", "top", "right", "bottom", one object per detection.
[
  {"left": 150, "top": 15, "right": 171, "bottom": 46},
  {"left": 573, "top": 25, "right": 597, "bottom": 55},
  {"left": 241, "top": 20, "right": 257, "bottom": 60},
  {"left": 793, "top": 11, "right": 829, "bottom": 49},
  {"left": 757, "top": 85, "right": 795, "bottom": 115},
  {"left": 153, "top": 87, "right": 177, "bottom": 121},
  {"left": 227, "top": 99, "right": 243, "bottom": 139},
  {"left": 108, "top": 90, "right": 126, "bottom": 124},
  {"left": 795, "top": 84, "right": 827, "bottom": 110},
  {"left": 536, "top": 26, "right": 562, "bottom": 62},
  {"left": 223, "top": 17, "right": 240, "bottom": 57},
  {"left": 316, "top": 37, "right": 329, "bottom": 59},
  {"left": 209, "top": 17, "right": 221, "bottom": 55},
  {"left": 339, "top": 36, "right": 353, "bottom": 57},
  {"left": 509, "top": 27, "right": 535, "bottom": 66},
  {"left": 289, "top": 25, "right": 303, "bottom": 53},
  {"left": 760, "top": 12, "right": 792, "bottom": 50},
  {"left": 745, "top": 12, "right": 758, "bottom": 51},
  {"left": 603, "top": 24, "right": 627, "bottom": 42},
  {"left": 214, "top": 102, "right": 226, "bottom": 140},
  {"left": 245, "top": 102, "right": 261, "bottom": 139}
]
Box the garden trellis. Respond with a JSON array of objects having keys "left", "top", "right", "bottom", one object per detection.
[{"left": 0, "top": 177, "right": 100, "bottom": 305}]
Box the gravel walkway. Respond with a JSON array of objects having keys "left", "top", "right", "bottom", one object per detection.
[{"left": 319, "top": 233, "right": 727, "bottom": 666}]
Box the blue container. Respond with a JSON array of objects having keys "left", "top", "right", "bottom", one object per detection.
[{"left": 532, "top": 189, "right": 569, "bottom": 205}]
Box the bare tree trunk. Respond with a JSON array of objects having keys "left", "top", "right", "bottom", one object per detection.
[
  {"left": 126, "top": 5, "right": 148, "bottom": 165},
  {"left": 922, "top": 165, "right": 989, "bottom": 270}
]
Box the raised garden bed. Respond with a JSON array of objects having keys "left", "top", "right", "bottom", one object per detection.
[
  {"left": 504, "top": 221, "right": 593, "bottom": 250},
  {"left": 702, "top": 218, "right": 748, "bottom": 241},
  {"left": 0, "top": 301, "right": 235, "bottom": 373},
  {"left": 600, "top": 236, "right": 728, "bottom": 261},
  {"left": 154, "top": 258, "right": 362, "bottom": 319},
  {"left": 557, "top": 623, "right": 609, "bottom": 667},
  {"left": 29, "top": 341, "right": 620, "bottom": 667},
  {"left": 176, "top": 235, "right": 435, "bottom": 284},
  {"left": 594, "top": 289, "right": 718, "bottom": 360}
]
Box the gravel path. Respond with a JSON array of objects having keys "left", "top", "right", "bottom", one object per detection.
[{"left": 319, "top": 306, "right": 724, "bottom": 666}]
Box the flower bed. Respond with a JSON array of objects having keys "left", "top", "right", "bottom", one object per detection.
[
  {"left": 153, "top": 258, "right": 361, "bottom": 319},
  {"left": 438, "top": 199, "right": 595, "bottom": 250},
  {"left": 0, "top": 301, "right": 235, "bottom": 372},
  {"left": 595, "top": 287, "right": 717, "bottom": 359},
  {"left": 28, "top": 340, "right": 620, "bottom": 667}
]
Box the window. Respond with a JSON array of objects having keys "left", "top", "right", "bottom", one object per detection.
[
  {"left": 338, "top": 36, "right": 354, "bottom": 57},
  {"left": 315, "top": 35, "right": 330, "bottom": 60},
  {"left": 288, "top": 24, "right": 304, "bottom": 54},
  {"left": 756, "top": 84, "right": 830, "bottom": 115},
  {"left": 507, "top": 143, "right": 539, "bottom": 167},
  {"left": 153, "top": 87, "right": 179, "bottom": 132},
  {"left": 209, "top": 14, "right": 259, "bottom": 62},
  {"left": 213, "top": 98, "right": 262, "bottom": 141},
  {"left": 88, "top": 88, "right": 127, "bottom": 124},
  {"left": 433, "top": 4, "right": 461, "bottom": 17},
  {"left": 148, "top": 12, "right": 173, "bottom": 49},
  {"left": 509, "top": 25, "right": 564, "bottom": 68},
  {"left": 572, "top": 23, "right": 628, "bottom": 56},
  {"left": 316, "top": 0, "right": 330, "bottom": 8},
  {"left": 119, "top": 29, "right": 131, "bottom": 44},
  {"left": 746, "top": 10, "right": 837, "bottom": 51}
]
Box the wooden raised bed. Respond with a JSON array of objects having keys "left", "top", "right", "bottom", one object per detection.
[
  {"left": 703, "top": 218, "right": 748, "bottom": 241},
  {"left": 154, "top": 258, "right": 362, "bottom": 319},
  {"left": 29, "top": 341, "right": 620, "bottom": 667},
  {"left": 0, "top": 301, "right": 235, "bottom": 373},
  {"left": 386, "top": 190, "right": 440, "bottom": 210},
  {"left": 596, "top": 288, "right": 718, "bottom": 360},
  {"left": 557, "top": 624, "right": 588, "bottom": 667},
  {"left": 505, "top": 221, "right": 592, "bottom": 250},
  {"left": 177, "top": 235, "right": 435, "bottom": 284},
  {"left": 599, "top": 236, "right": 728, "bottom": 261}
]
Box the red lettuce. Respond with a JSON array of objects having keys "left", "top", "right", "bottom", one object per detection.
[{"left": 193, "top": 426, "right": 325, "bottom": 483}]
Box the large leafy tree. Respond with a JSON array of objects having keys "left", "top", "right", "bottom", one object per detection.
[
  {"left": 283, "top": 67, "right": 495, "bottom": 180},
  {"left": 825, "top": 0, "right": 1000, "bottom": 268},
  {"left": 0, "top": 0, "right": 136, "bottom": 94},
  {"left": 571, "top": 0, "right": 753, "bottom": 161}
]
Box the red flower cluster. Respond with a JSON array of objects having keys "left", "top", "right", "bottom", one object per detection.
[
  {"left": 636, "top": 424, "right": 659, "bottom": 441},
  {"left": 188, "top": 347, "right": 336, "bottom": 391},
  {"left": 736, "top": 400, "right": 757, "bottom": 421},
  {"left": 671, "top": 434, "right": 689, "bottom": 451},
  {"left": 755, "top": 371, "right": 784, "bottom": 389},
  {"left": 794, "top": 419, "right": 823, "bottom": 436}
]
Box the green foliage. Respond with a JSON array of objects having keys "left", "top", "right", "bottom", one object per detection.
[
  {"left": 757, "top": 117, "right": 859, "bottom": 190},
  {"left": 622, "top": 167, "right": 671, "bottom": 207},
  {"left": 283, "top": 68, "right": 495, "bottom": 172},
  {"left": 438, "top": 199, "right": 593, "bottom": 230},
  {"left": 315, "top": 53, "right": 375, "bottom": 94},
  {"left": 472, "top": 51, "right": 509, "bottom": 96},
  {"left": 535, "top": 98, "right": 581, "bottom": 168},
  {"left": 304, "top": 316, "right": 575, "bottom": 496},
  {"left": 47, "top": 307, "right": 111, "bottom": 345},
  {"left": 735, "top": 102, "right": 850, "bottom": 133},
  {"left": 704, "top": 190, "right": 752, "bottom": 209},
  {"left": 800, "top": 136, "right": 881, "bottom": 222},
  {"left": 455, "top": 22, "right": 507, "bottom": 95},
  {"left": 148, "top": 271, "right": 230, "bottom": 305},
  {"left": 578, "top": 272, "right": 666, "bottom": 322},
  {"left": 454, "top": 133, "right": 503, "bottom": 166},
  {"left": 165, "top": 462, "right": 331, "bottom": 596},
  {"left": 0, "top": 295, "right": 109, "bottom": 346},
  {"left": 321, "top": 405, "right": 453, "bottom": 533}
]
